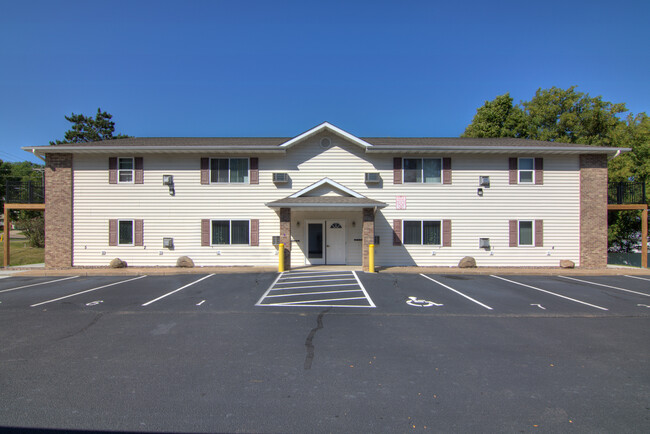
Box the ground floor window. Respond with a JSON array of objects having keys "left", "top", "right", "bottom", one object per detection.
[
  {"left": 211, "top": 220, "right": 250, "bottom": 245},
  {"left": 118, "top": 220, "right": 134, "bottom": 245},
  {"left": 519, "top": 220, "right": 533, "bottom": 246},
  {"left": 403, "top": 220, "right": 441, "bottom": 245}
]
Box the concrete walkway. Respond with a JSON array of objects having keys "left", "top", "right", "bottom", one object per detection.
[{"left": 5, "top": 264, "right": 650, "bottom": 277}]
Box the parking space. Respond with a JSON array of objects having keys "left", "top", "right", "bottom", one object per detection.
[
  {"left": 256, "top": 270, "right": 375, "bottom": 308},
  {"left": 354, "top": 272, "right": 650, "bottom": 316},
  {"left": 0, "top": 271, "right": 648, "bottom": 316}
]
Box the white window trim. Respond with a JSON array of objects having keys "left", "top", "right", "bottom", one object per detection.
[
  {"left": 403, "top": 219, "right": 442, "bottom": 245},
  {"left": 117, "top": 219, "right": 135, "bottom": 246},
  {"left": 118, "top": 157, "right": 134, "bottom": 184},
  {"left": 403, "top": 157, "right": 443, "bottom": 184},
  {"left": 209, "top": 157, "right": 250, "bottom": 184},
  {"left": 518, "top": 157, "right": 534, "bottom": 184},
  {"left": 518, "top": 220, "right": 535, "bottom": 246},
  {"left": 210, "top": 219, "right": 251, "bottom": 246}
]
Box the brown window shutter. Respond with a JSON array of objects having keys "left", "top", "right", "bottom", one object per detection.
[
  {"left": 201, "top": 219, "right": 210, "bottom": 246},
  {"left": 393, "top": 219, "right": 402, "bottom": 246},
  {"left": 200, "top": 158, "right": 209, "bottom": 185},
  {"left": 535, "top": 158, "right": 543, "bottom": 185},
  {"left": 250, "top": 219, "right": 259, "bottom": 246},
  {"left": 535, "top": 219, "right": 543, "bottom": 247},
  {"left": 134, "top": 219, "right": 144, "bottom": 246},
  {"left": 109, "top": 157, "right": 117, "bottom": 184},
  {"left": 509, "top": 158, "right": 518, "bottom": 185},
  {"left": 442, "top": 158, "right": 452, "bottom": 184},
  {"left": 250, "top": 157, "right": 259, "bottom": 185},
  {"left": 134, "top": 157, "right": 144, "bottom": 184},
  {"left": 393, "top": 158, "right": 402, "bottom": 184},
  {"left": 442, "top": 219, "right": 452, "bottom": 247},
  {"left": 109, "top": 219, "right": 118, "bottom": 246},
  {"left": 509, "top": 220, "right": 518, "bottom": 247}
]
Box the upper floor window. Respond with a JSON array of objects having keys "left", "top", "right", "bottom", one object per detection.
[
  {"left": 518, "top": 158, "right": 534, "bottom": 183},
  {"left": 404, "top": 158, "right": 442, "bottom": 183},
  {"left": 118, "top": 158, "right": 134, "bottom": 183},
  {"left": 210, "top": 158, "right": 249, "bottom": 183},
  {"left": 403, "top": 220, "right": 441, "bottom": 245}
]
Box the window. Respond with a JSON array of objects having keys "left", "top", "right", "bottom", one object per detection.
[
  {"left": 118, "top": 220, "right": 134, "bottom": 245},
  {"left": 404, "top": 158, "right": 441, "bottom": 183},
  {"left": 403, "top": 220, "right": 441, "bottom": 245},
  {"left": 118, "top": 158, "right": 134, "bottom": 183},
  {"left": 519, "top": 220, "right": 533, "bottom": 246},
  {"left": 211, "top": 220, "right": 250, "bottom": 245},
  {"left": 518, "top": 158, "right": 534, "bottom": 183},
  {"left": 210, "top": 158, "right": 249, "bottom": 183}
]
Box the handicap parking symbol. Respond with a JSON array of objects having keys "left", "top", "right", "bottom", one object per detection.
[{"left": 406, "top": 296, "right": 443, "bottom": 307}]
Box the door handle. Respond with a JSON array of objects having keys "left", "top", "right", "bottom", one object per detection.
[{"left": 326, "top": 245, "right": 330, "bottom": 247}]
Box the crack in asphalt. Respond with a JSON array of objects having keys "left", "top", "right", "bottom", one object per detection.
[
  {"left": 304, "top": 308, "right": 331, "bottom": 370},
  {"left": 56, "top": 313, "right": 103, "bottom": 341}
]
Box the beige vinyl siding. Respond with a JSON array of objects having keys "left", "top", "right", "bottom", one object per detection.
[{"left": 73, "top": 132, "right": 581, "bottom": 267}]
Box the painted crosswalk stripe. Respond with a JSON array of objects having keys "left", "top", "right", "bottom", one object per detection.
[{"left": 256, "top": 270, "right": 374, "bottom": 308}]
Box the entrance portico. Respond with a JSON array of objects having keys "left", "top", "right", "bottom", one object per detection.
[{"left": 266, "top": 178, "right": 386, "bottom": 271}]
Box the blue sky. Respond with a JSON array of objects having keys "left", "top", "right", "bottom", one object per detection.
[{"left": 1, "top": 0, "right": 648, "bottom": 164}]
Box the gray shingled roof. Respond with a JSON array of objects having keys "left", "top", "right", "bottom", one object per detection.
[{"left": 45, "top": 136, "right": 593, "bottom": 148}]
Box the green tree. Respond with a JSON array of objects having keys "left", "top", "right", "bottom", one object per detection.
[
  {"left": 50, "top": 108, "right": 130, "bottom": 145},
  {"left": 461, "top": 93, "right": 526, "bottom": 138},
  {"left": 463, "top": 86, "right": 649, "bottom": 253}
]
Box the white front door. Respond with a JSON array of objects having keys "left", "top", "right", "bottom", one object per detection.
[{"left": 326, "top": 221, "right": 346, "bottom": 265}]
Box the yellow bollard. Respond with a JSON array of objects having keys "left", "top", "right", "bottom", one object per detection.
[
  {"left": 368, "top": 243, "right": 375, "bottom": 273},
  {"left": 278, "top": 243, "right": 285, "bottom": 273}
]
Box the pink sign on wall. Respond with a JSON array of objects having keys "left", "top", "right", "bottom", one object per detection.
[{"left": 396, "top": 196, "right": 407, "bottom": 210}]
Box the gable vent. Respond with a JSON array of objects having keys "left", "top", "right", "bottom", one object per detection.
[{"left": 320, "top": 137, "right": 331, "bottom": 148}]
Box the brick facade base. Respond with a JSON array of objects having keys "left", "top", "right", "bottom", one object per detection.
[
  {"left": 45, "top": 153, "right": 73, "bottom": 267},
  {"left": 279, "top": 207, "right": 291, "bottom": 270},
  {"left": 580, "top": 154, "right": 608, "bottom": 268},
  {"left": 362, "top": 208, "right": 375, "bottom": 271}
]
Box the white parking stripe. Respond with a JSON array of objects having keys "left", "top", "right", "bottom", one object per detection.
[
  {"left": 492, "top": 275, "right": 608, "bottom": 310},
  {"left": 31, "top": 276, "right": 147, "bottom": 307},
  {"left": 352, "top": 271, "right": 375, "bottom": 308},
  {"left": 264, "top": 289, "right": 363, "bottom": 298},
  {"left": 279, "top": 270, "right": 341, "bottom": 276},
  {"left": 142, "top": 274, "right": 215, "bottom": 306},
  {"left": 279, "top": 273, "right": 353, "bottom": 280},
  {"left": 625, "top": 275, "right": 650, "bottom": 283},
  {"left": 420, "top": 274, "right": 493, "bottom": 310},
  {"left": 255, "top": 272, "right": 284, "bottom": 306},
  {"left": 559, "top": 275, "right": 650, "bottom": 297},
  {"left": 0, "top": 276, "right": 79, "bottom": 294},
  {"left": 271, "top": 282, "right": 359, "bottom": 291},
  {"left": 275, "top": 277, "right": 356, "bottom": 285}
]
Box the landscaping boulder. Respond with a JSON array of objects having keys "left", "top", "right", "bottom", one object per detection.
[
  {"left": 560, "top": 259, "right": 575, "bottom": 269},
  {"left": 110, "top": 258, "right": 127, "bottom": 268},
  {"left": 458, "top": 256, "right": 477, "bottom": 268},
  {"left": 176, "top": 256, "right": 195, "bottom": 268}
]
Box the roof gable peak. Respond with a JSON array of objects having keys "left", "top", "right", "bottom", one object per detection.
[
  {"left": 289, "top": 177, "right": 366, "bottom": 199},
  {"left": 279, "top": 122, "right": 373, "bottom": 149}
]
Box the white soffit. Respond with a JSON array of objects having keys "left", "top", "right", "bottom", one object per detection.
[
  {"left": 289, "top": 177, "right": 366, "bottom": 199},
  {"left": 279, "top": 122, "right": 374, "bottom": 149}
]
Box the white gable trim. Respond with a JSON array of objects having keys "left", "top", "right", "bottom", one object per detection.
[
  {"left": 289, "top": 177, "right": 366, "bottom": 198},
  {"left": 279, "top": 122, "right": 374, "bottom": 149}
]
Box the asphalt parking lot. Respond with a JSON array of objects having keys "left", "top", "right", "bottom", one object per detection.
[{"left": 1, "top": 271, "right": 649, "bottom": 432}]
